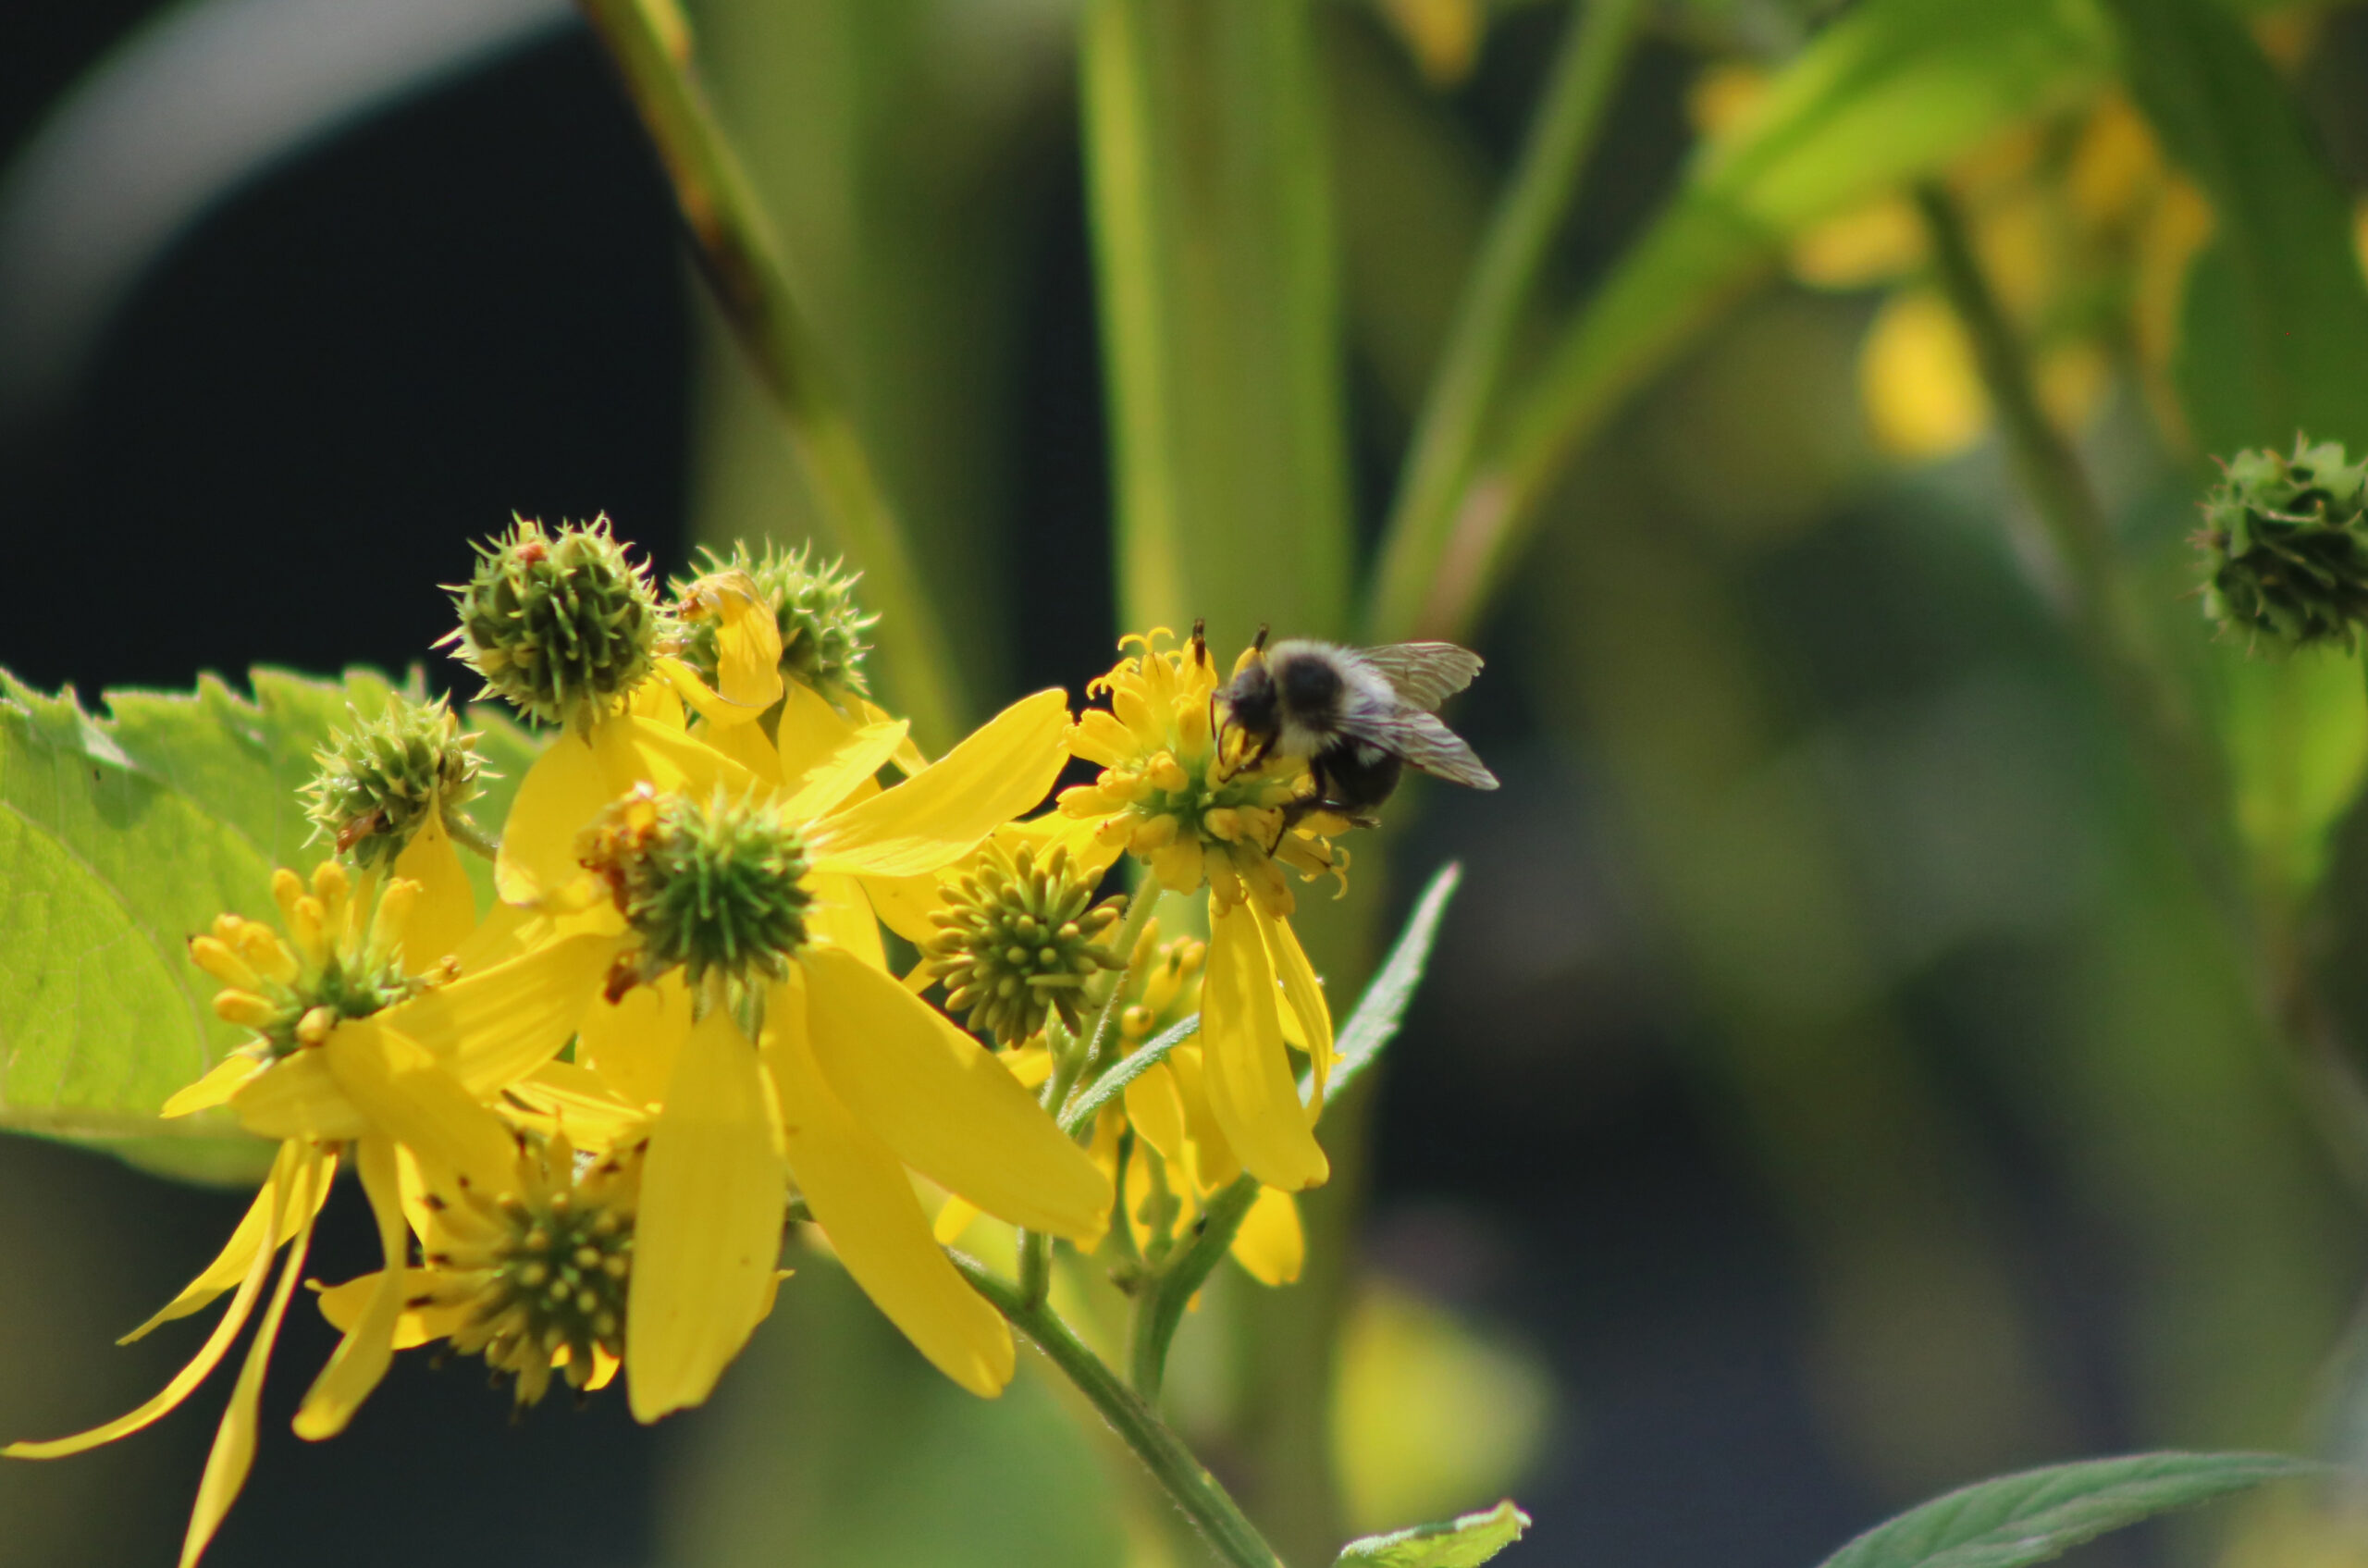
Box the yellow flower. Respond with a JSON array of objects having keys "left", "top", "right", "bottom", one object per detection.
[
  {"left": 1058, "top": 629, "right": 1339, "bottom": 1192},
  {"left": 489, "top": 674, "right": 1112, "bottom": 1415}
]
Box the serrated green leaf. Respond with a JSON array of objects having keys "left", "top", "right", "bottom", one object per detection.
[
  {"left": 0, "top": 666, "right": 416, "bottom": 1184},
  {"left": 1336, "top": 1499, "right": 1530, "bottom": 1567},
  {"left": 1817, "top": 1451, "right": 2320, "bottom": 1568},
  {"left": 1322, "top": 861, "right": 1462, "bottom": 1107}
]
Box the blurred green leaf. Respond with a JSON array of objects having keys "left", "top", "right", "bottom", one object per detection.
[
  {"left": 1322, "top": 860, "right": 1461, "bottom": 1106},
  {"left": 1335, "top": 1498, "right": 1531, "bottom": 1567},
  {"left": 1817, "top": 1452, "right": 2320, "bottom": 1568},
  {"left": 2211, "top": 648, "right": 2368, "bottom": 900},
  {"left": 2104, "top": 0, "right": 2368, "bottom": 458},
  {"left": 1408, "top": 0, "right": 2114, "bottom": 641},
  {"left": 1080, "top": 0, "right": 1354, "bottom": 646},
  {"left": 0, "top": 666, "right": 411, "bottom": 1184}
]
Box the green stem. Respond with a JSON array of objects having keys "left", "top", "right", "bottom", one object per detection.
[
  {"left": 955, "top": 1253, "right": 1290, "bottom": 1568},
  {"left": 1132, "top": 1174, "right": 1260, "bottom": 1401},
  {"left": 573, "top": 0, "right": 964, "bottom": 747},
  {"left": 1364, "top": 0, "right": 1648, "bottom": 642},
  {"left": 441, "top": 809, "right": 500, "bottom": 861},
  {"left": 1071, "top": 886, "right": 1166, "bottom": 1113}
]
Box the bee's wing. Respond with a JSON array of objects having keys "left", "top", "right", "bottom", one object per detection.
[
  {"left": 1358, "top": 643, "right": 1483, "bottom": 713},
  {"left": 1339, "top": 709, "right": 1499, "bottom": 790}
]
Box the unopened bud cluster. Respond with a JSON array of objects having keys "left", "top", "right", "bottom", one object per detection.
[
  {"left": 302, "top": 695, "right": 484, "bottom": 867},
  {"left": 188, "top": 861, "right": 432, "bottom": 1058},
  {"left": 2197, "top": 438, "right": 2368, "bottom": 650},
  {"left": 673, "top": 540, "right": 876, "bottom": 698},
  {"left": 926, "top": 844, "right": 1128, "bottom": 1044},
  {"left": 580, "top": 785, "right": 815, "bottom": 1002},
  {"left": 443, "top": 515, "right": 662, "bottom": 730}
]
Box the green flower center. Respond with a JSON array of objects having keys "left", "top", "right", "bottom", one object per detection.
[
  {"left": 925, "top": 844, "right": 1127, "bottom": 1044},
  {"left": 2199, "top": 437, "right": 2368, "bottom": 650},
  {"left": 588, "top": 787, "right": 815, "bottom": 1001},
  {"left": 451, "top": 1188, "right": 634, "bottom": 1410},
  {"left": 674, "top": 539, "right": 878, "bottom": 698},
  {"left": 303, "top": 694, "right": 484, "bottom": 868},
  {"left": 444, "top": 514, "right": 662, "bottom": 731}
]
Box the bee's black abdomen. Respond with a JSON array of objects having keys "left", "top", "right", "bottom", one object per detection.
[{"left": 1313, "top": 743, "right": 1402, "bottom": 819}]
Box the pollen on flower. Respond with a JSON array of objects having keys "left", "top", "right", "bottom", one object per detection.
[
  {"left": 440, "top": 514, "right": 663, "bottom": 732},
  {"left": 672, "top": 538, "right": 878, "bottom": 698},
  {"left": 424, "top": 1129, "right": 640, "bottom": 1411},
  {"left": 579, "top": 784, "right": 815, "bottom": 1005},
  {"left": 189, "top": 861, "right": 440, "bottom": 1060},
  {"left": 1058, "top": 626, "right": 1346, "bottom": 917},
  {"left": 302, "top": 694, "right": 486, "bottom": 867},
  {"left": 924, "top": 842, "right": 1128, "bottom": 1045}
]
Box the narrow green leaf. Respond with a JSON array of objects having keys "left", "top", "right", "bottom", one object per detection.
[
  {"left": 2212, "top": 648, "right": 2368, "bottom": 899},
  {"left": 1321, "top": 860, "right": 1462, "bottom": 1106},
  {"left": 1336, "top": 1499, "right": 1531, "bottom": 1567},
  {"left": 1818, "top": 1451, "right": 2321, "bottom": 1568},
  {"left": 0, "top": 666, "right": 411, "bottom": 1183},
  {"left": 1375, "top": 0, "right": 2115, "bottom": 641},
  {"left": 1061, "top": 1013, "right": 1201, "bottom": 1137}
]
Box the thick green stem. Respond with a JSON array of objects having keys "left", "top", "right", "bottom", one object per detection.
[
  {"left": 1075, "top": 887, "right": 1166, "bottom": 1100},
  {"left": 441, "top": 809, "right": 500, "bottom": 861},
  {"left": 1132, "top": 1174, "right": 1260, "bottom": 1401},
  {"left": 955, "top": 1254, "right": 1290, "bottom": 1568},
  {"left": 574, "top": 0, "right": 964, "bottom": 747},
  {"left": 1364, "top": 0, "right": 1648, "bottom": 642}
]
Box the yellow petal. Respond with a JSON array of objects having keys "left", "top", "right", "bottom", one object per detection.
[
  {"left": 178, "top": 1159, "right": 317, "bottom": 1568},
  {"left": 855, "top": 697, "right": 930, "bottom": 775},
  {"left": 1228, "top": 1187, "right": 1304, "bottom": 1287},
  {"left": 1253, "top": 905, "right": 1334, "bottom": 1104},
  {"left": 1166, "top": 1044, "right": 1241, "bottom": 1191},
  {"left": 593, "top": 714, "right": 760, "bottom": 799},
  {"left": 783, "top": 719, "right": 914, "bottom": 821},
  {"left": 451, "top": 897, "right": 533, "bottom": 974},
  {"left": 810, "top": 690, "right": 1071, "bottom": 878},
  {"left": 1201, "top": 901, "right": 1328, "bottom": 1191},
  {"left": 576, "top": 968, "right": 693, "bottom": 1110},
  {"left": 625, "top": 1009, "right": 786, "bottom": 1422},
  {"left": 314, "top": 1270, "right": 470, "bottom": 1349},
  {"left": 376, "top": 931, "right": 614, "bottom": 1095},
  {"left": 1124, "top": 1060, "right": 1189, "bottom": 1163},
  {"left": 494, "top": 735, "right": 611, "bottom": 906},
  {"left": 931, "top": 1195, "right": 981, "bottom": 1247},
  {"left": 391, "top": 808, "right": 476, "bottom": 969},
  {"left": 511, "top": 1059, "right": 651, "bottom": 1150},
  {"left": 859, "top": 870, "right": 944, "bottom": 946},
  {"left": 119, "top": 1142, "right": 327, "bottom": 1343},
  {"left": 776, "top": 681, "right": 861, "bottom": 781},
  {"left": 630, "top": 676, "right": 686, "bottom": 728},
  {"left": 321, "top": 1022, "right": 519, "bottom": 1195},
  {"left": 800, "top": 945, "right": 1108, "bottom": 1241},
  {"left": 162, "top": 1056, "right": 264, "bottom": 1118},
  {"left": 763, "top": 978, "right": 1013, "bottom": 1397},
  {"left": 808, "top": 872, "right": 888, "bottom": 970},
  {"left": 687, "top": 571, "right": 786, "bottom": 715},
  {"left": 232, "top": 1052, "right": 365, "bottom": 1143},
  {"left": 699, "top": 711, "right": 788, "bottom": 787},
  {"left": 659, "top": 657, "right": 776, "bottom": 731},
  {"left": 293, "top": 1136, "right": 409, "bottom": 1438}
]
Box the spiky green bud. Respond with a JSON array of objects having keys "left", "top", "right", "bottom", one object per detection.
[
  {"left": 2197, "top": 438, "right": 2368, "bottom": 650},
  {"left": 302, "top": 695, "right": 485, "bottom": 868},
  {"left": 442, "top": 515, "right": 662, "bottom": 730},
  {"left": 581, "top": 785, "right": 815, "bottom": 1004},
  {"left": 924, "top": 842, "right": 1127, "bottom": 1045},
  {"left": 673, "top": 540, "right": 876, "bottom": 698}
]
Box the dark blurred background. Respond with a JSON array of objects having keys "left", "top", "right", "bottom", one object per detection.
[{"left": 4, "top": 3, "right": 2363, "bottom": 1565}]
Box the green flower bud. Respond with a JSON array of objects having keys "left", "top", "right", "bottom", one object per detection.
[
  {"left": 2197, "top": 438, "right": 2368, "bottom": 650},
  {"left": 582, "top": 785, "right": 815, "bottom": 1004},
  {"left": 443, "top": 515, "right": 662, "bottom": 731},
  {"left": 924, "top": 842, "right": 1127, "bottom": 1045},
  {"left": 673, "top": 540, "right": 877, "bottom": 698},
  {"left": 302, "top": 695, "right": 485, "bottom": 868}
]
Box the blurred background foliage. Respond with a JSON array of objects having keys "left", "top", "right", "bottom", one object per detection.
[{"left": 8, "top": 0, "right": 2368, "bottom": 1564}]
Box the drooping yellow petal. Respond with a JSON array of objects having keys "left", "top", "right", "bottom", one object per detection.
[
  {"left": 293, "top": 1136, "right": 409, "bottom": 1438},
  {"left": 1166, "top": 1044, "right": 1241, "bottom": 1191},
  {"left": 762, "top": 978, "right": 1013, "bottom": 1397},
  {"left": 321, "top": 1022, "right": 519, "bottom": 1195},
  {"left": 161, "top": 1056, "right": 264, "bottom": 1118},
  {"left": 1253, "top": 904, "right": 1334, "bottom": 1103},
  {"left": 800, "top": 945, "right": 1108, "bottom": 1241},
  {"left": 931, "top": 1195, "right": 982, "bottom": 1247},
  {"left": 1201, "top": 902, "right": 1328, "bottom": 1191},
  {"left": 495, "top": 734, "right": 611, "bottom": 906},
  {"left": 699, "top": 711, "right": 787, "bottom": 787},
  {"left": 807, "top": 873, "right": 887, "bottom": 970},
  {"left": 392, "top": 808, "right": 477, "bottom": 969},
  {"left": 451, "top": 897, "right": 534, "bottom": 973},
  {"left": 231, "top": 1053, "right": 364, "bottom": 1143},
  {"left": 625, "top": 1009, "right": 787, "bottom": 1423},
  {"left": 630, "top": 675, "right": 686, "bottom": 728},
  {"left": 576, "top": 968, "right": 693, "bottom": 1110},
  {"left": 810, "top": 690, "right": 1071, "bottom": 878},
  {"left": 119, "top": 1142, "right": 328, "bottom": 1343},
  {"left": 376, "top": 931, "right": 614, "bottom": 1094},
  {"left": 510, "top": 1059, "right": 651, "bottom": 1149},
  {"left": 782, "top": 719, "right": 913, "bottom": 822},
  {"left": 313, "top": 1270, "right": 470, "bottom": 1349},
  {"left": 1124, "top": 1060, "right": 1189, "bottom": 1163},
  {"left": 693, "top": 570, "right": 787, "bottom": 715},
  {"left": 1229, "top": 1187, "right": 1304, "bottom": 1287},
  {"left": 178, "top": 1161, "right": 316, "bottom": 1568}
]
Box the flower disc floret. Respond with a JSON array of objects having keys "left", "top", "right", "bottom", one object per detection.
[
  {"left": 581, "top": 784, "right": 815, "bottom": 1002},
  {"left": 443, "top": 514, "right": 662, "bottom": 731},
  {"left": 189, "top": 861, "right": 436, "bottom": 1059},
  {"left": 1059, "top": 627, "right": 1345, "bottom": 916},
  {"left": 925, "top": 843, "right": 1128, "bottom": 1044},
  {"left": 674, "top": 539, "right": 877, "bottom": 698},
  {"left": 302, "top": 695, "right": 485, "bottom": 867},
  {"left": 2197, "top": 437, "right": 2368, "bottom": 650},
  {"left": 425, "top": 1130, "right": 640, "bottom": 1410}
]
